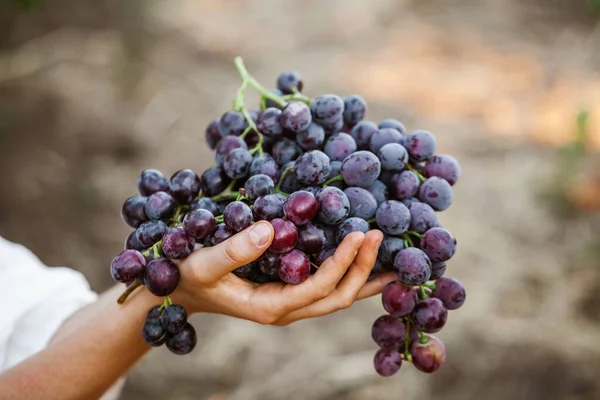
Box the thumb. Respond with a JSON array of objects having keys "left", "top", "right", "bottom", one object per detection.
[{"left": 185, "top": 221, "right": 274, "bottom": 283}]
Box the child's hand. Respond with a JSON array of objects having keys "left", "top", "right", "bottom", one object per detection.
[{"left": 173, "top": 221, "right": 395, "bottom": 325}]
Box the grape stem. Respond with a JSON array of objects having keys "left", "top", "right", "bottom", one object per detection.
[
  {"left": 158, "top": 296, "right": 173, "bottom": 311},
  {"left": 406, "top": 164, "right": 426, "bottom": 182},
  {"left": 418, "top": 329, "right": 429, "bottom": 344},
  {"left": 215, "top": 215, "right": 224, "bottom": 224},
  {"left": 281, "top": 93, "right": 313, "bottom": 106},
  {"left": 423, "top": 282, "right": 436, "bottom": 291},
  {"left": 409, "top": 231, "right": 423, "bottom": 239},
  {"left": 418, "top": 285, "right": 429, "bottom": 299},
  {"left": 401, "top": 234, "right": 414, "bottom": 247},
  {"left": 211, "top": 179, "right": 238, "bottom": 202},
  {"left": 402, "top": 318, "right": 413, "bottom": 361},
  {"left": 274, "top": 166, "right": 294, "bottom": 195},
  {"left": 117, "top": 281, "right": 143, "bottom": 304},
  {"left": 321, "top": 174, "right": 343, "bottom": 187},
  {"left": 234, "top": 57, "right": 287, "bottom": 108}
]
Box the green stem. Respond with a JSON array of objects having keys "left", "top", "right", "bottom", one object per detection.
[
  {"left": 117, "top": 281, "right": 143, "bottom": 305},
  {"left": 152, "top": 244, "right": 160, "bottom": 259},
  {"left": 321, "top": 174, "right": 343, "bottom": 187},
  {"left": 281, "top": 93, "right": 313, "bottom": 106},
  {"left": 409, "top": 231, "right": 423, "bottom": 239},
  {"left": 418, "top": 329, "right": 429, "bottom": 344},
  {"left": 418, "top": 285, "right": 429, "bottom": 299},
  {"left": 423, "top": 283, "right": 436, "bottom": 291},
  {"left": 211, "top": 179, "right": 238, "bottom": 202},
  {"left": 403, "top": 318, "right": 412, "bottom": 361},
  {"left": 367, "top": 217, "right": 376, "bottom": 224},
  {"left": 215, "top": 215, "right": 224, "bottom": 224},
  {"left": 274, "top": 166, "right": 294, "bottom": 194},
  {"left": 234, "top": 56, "right": 287, "bottom": 108},
  {"left": 406, "top": 164, "right": 426, "bottom": 182},
  {"left": 403, "top": 239, "right": 409, "bottom": 248}
]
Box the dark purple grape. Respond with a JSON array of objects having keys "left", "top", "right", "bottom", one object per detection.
[
  {"left": 142, "top": 321, "right": 167, "bottom": 347},
  {"left": 418, "top": 177, "right": 453, "bottom": 211},
  {"left": 420, "top": 227, "right": 457, "bottom": 262},
  {"left": 246, "top": 265, "right": 274, "bottom": 283},
  {"left": 183, "top": 209, "right": 216, "bottom": 239},
  {"left": 272, "top": 139, "right": 302, "bottom": 165},
  {"left": 223, "top": 201, "right": 253, "bottom": 233},
  {"left": 350, "top": 121, "right": 378, "bottom": 150},
  {"left": 336, "top": 217, "right": 369, "bottom": 244},
  {"left": 371, "top": 315, "right": 406, "bottom": 350},
  {"left": 423, "top": 155, "right": 460, "bottom": 186},
  {"left": 250, "top": 154, "right": 280, "bottom": 182},
  {"left": 218, "top": 111, "right": 248, "bottom": 137},
  {"left": 381, "top": 281, "right": 418, "bottom": 317},
  {"left": 265, "top": 89, "right": 285, "bottom": 109},
  {"left": 244, "top": 174, "right": 274, "bottom": 200},
  {"left": 223, "top": 148, "right": 252, "bottom": 179},
  {"left": 378, "top": 143, "right": 408, "bottom": 172},
  {"left": 373, "top": 349, "right": 403, "bottom": 377},
  {"left": 369, "top": 128, "right": 404, "bottom": 154},
  {"left": 366, "top": 180, "right": 388, "bottom": 205},
  {"left": 368, "top": 258, "right": 385, "bottom": 280},
  {"left": 378, "top": 118, "right": 406, "bottom": 135},
  {"left": 296, "top": 222, "right": 326, "bottom": 254},
  {"left": 269, "top": 218, "right": 298, "bottom": 253},
  {"left": 199, "top": 166, "right": 229, "bottom": 197},
  {"left": 162, "top": 227, "right": 195, "bottom": 259},
  {"left": 144, "top": 191, "right": 176, "bottom": 221},
  {"left": 161, "top": 304, "right": 188, "bottom": 334},
  {"left": 110, "top": 249, "right": 146, "bottom": 284},
  {"left": 394, "top": 248, "right": 431, "bottom": 286},
  {"left": 125, "top": 230, "right": 145, "bottom": 251},
  {"left": 343, "top": 95, "right": 366, "bottom": 126},
  {"left": 146, "top": 305, "right": 162, "bottom": 323},
  {"left": 277, "top": 249, "right": 310, "bottom": 284},
  {"left": 144, "top": 258, "right": 180, "bottom": 296},
  {"left": 280, "top": 101, "right": 312, "bottom": 133},
  {"left": 253, "top": 194, "right": 286, "bottom": 221},
  {"left": 233, "top": 263, "right": 253, "bottom": 278},
  {"left": 258, "top": 251, "right": 279, "bottom": 276},
  {"left": 310, "top": 94, "right": 344, "bottom": 125},
  {"left": 283, "top": 191, "right": 318, "bottom": 225},
  {"left": 405, "top": 130, "right": 436, "bottom": 162},
  {"left": 294, "top": 150, "right": 331, "bottom": 185},
  {"left": 204, "top": 119, "right": 222, "bottom": 150},
  {"left": 136, "top": 220, "right": 168, "bottom": 247},
  {"left": 257, "top": 108, "right": 284, "bottom": 139},
  {"left": 209, "top": 223, "right": 234, "bottom": 246},
  {"left": 344, "top": 187, "right": 378, "bottom": 220},
  {"left": 277, "top": 71, "right": 303, "bottom": 94},
  {"left": 296, "top": 122, "right": 325, "bottom": 150},
  {"left": 215, "top": 136, "right": 248, "bottom": 165},
  {"left": 190, "top": 197, "right": 219, "bottom": 216},
  {"left": 430, "top": 262, "right": 446, "bottom": 280},
  {"left": 324, "top": 133, "right": 357, "bottom": 162},
  {"left": 340, "top": 151, "right": 381, "bottom": 188},
  {"left": 323, "top": 225, "right": 337, "bottom": 248},
  {"left": 166, "top": 323, "right": 197, "bottom": 355},
  {"left": 390, "top": 170, "right": 420, "bottom": 200},
  {"left": 137, "top": 169, "right": 169, "bottom": 196},
  {"left": 378, "top": 237, "right": 405, "bottom": 265},
  {"left": 121, "top": 196, "right": 148, "bottom": 228},
  {"left": 432, "top": 277, "right": 466, "bottom": 310},
  {"left": 169, "top": 169, "right": 201, "bottom": 205},
  {"left": 316, "top": 186, "right": 350, "bottom": 225},
  {"left": 315, "top": 247, "right": 335, "bottom": 266},
  {"left": 375, "top": 200, "right": 410, "bottom": 235},
  {"left": 410, "top": 335, "right": 446, "bottom": 373},
  {"left": 412, "top": 298, "right": 447, "bottom": 333},
  {"left": 407, "top": 202, "right": 438, "bottom": 234},
  {"left": 279, "top": 162, "right": 304, "bottom": 193}
]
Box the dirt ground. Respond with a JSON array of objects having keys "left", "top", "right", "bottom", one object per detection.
[{"left": 1, "top": 1, "right": 600, "bottom": 399}]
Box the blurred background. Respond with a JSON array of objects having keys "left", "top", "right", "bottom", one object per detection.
[{"left": 1, "top": 0, "right": 600, "bottom": 399}]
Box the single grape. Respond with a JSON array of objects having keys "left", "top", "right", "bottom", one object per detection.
[
  {"left": 336, "top": 217, "right": 370, "bottom": 244},
  {"left": 223, "top": 148, "right": 253, "bottom": 179},
  {"left": 146, "top": 305, "right": 162, "bottom": 324},
  {"left": 432, "top": 277, "right": 466, "bottom": 310},
  {"left": 381, "top": 281, "right": 418, "bottom": 317},
  {"left": 315, "top": 186, "right": 350, "bottom": 225},
  {"left": 296, "top": 222, "right": 326, "bottom": 254},
  {"left": 166, "top": 323, "right": 197, "bottom": 355},
  {"left": 136, "top": 220, "right": 169, "bottom": 247},
  {"left": 324, "top": 133, "right": 357, "bottom": 162},
  {"left": 121, "top": 195, "right": 148, "bottom": 228},
  {"left": 405, "top": 130, "right": 436, "bottom": 162},
  {"left": 207, "top": 223, "right": 234, "bottom": 246},
  {"left": 244, "top": 174, "right": 274, "bottom": 200},
  {"left": 249, "top": 154, "right": 280, "bottom": 182},
  {"left": 125, "top": 230, "right": 145, "bottom": 251},
  {"left": 277, "top": 71, "right": 303, "bottom": 94},
  {"left": 169, "top": 169, "right": 201, "bottom": 205},
  {"left": 350, "top": 121, "right": 378, "bottom": 150},
  {"left": 423, "top": 154, "right": 460, "bottom": 186},
  {"left": 407, "top": 202, "right": 438, "bottom": 234},
  {"left": 162, "top": 227, "right": 195, "bottom": 259},
  {"left": 215, "top": 135, "right": 248, "bottom": 165},
  {"left": 315, "top": 247, "right": 335, "bottom": 266},
  {"left": 430, "top": 262, "right": 446, "bottom": 280},
  {"left": 371, "top": 315, "right": 407, "bottom": 350},
  {"left": 390, "top": 170, "right": 420, "bottom": 200},
  {"left": 144, "top": 191, "right": 176, "bottom": 221},
  {"left": 296, "top": 122, "right": 325, "bottom": 150},
  {"left": 223, "top": 201, "right": 253, "bottom": 233},
  {"left": 199, "top": 166, "right": 229, "bottom": 197},
  {"left": 378, "top": 118, "right": 406, "bottom": 135},
  {"left": 280, "top": 101, "right": 312, "bottom": 133},
  {"left": 344, "top": 187, "right": 378, "bottom": 220},
  {"left": 142, "top": 321, "right": 167, "bottom": 347},
  {"left": 394, "top": 248, "right": 431, "bottom": 286},
  {"left": 418, "top": 177, "right": 453, "bottom": 211},
  {"left": 283, "top": 190, "right": 318, "bottom": 225},
  {"left": 269, "top": 218, "right": 298, "bottom": 253},
  {"left": 265, "top": 89, "right": 285, "bottom": 109},
  {"left": 183, "top": 209, "right": 216, "bottom": 240},
  {"left": 378, "top": 143, "right": 409, "bottom": 172},
  {"left": 110, "top": 249, "right": 146, "bottom": 284},
  {"left": 190, "top": 197, "right": 220, "bottom": 216},
  {"left": 343, "top": 95, "right": 366, "bottom": 126},
  {"left": 257, "top": 108, "right": 284, "bottom": 139},
  {"left": 412, "top": 298, "right": 448, "bottom": 333},
  {"left": 378, "top": 236, "right": 405, "bottom": 265},
  {"left": 279, "top": 162, "right": 304, "bottom": 193},
  {"left": 366, "top": 180, "right": 388, "bottom": 205},
  {"left": 204, "top": 119, "right": 222, "bottom": 150},
  {"left": 137, "top": 169, "right": 169, "bottom": 196},
  {"left": 340, "top": 151, "right": 381, "bottom": 188},
  {"left": 420, "top": 227, "right": 457, "bottom": 262},
  {"left": 373, "top": 349, "right": 403, "bottom": 377},
  {"left": 253, "top": 194, "right": 286, "bottom": 221},
  {"left": 310, "top": 94, "right": 344, "bottom": 125},
  {"left": 375, "top": 200, "right": 410, "bottom": 235},
  {"left": 218, "top": 110, "right": 248, "bottom": 137},
  {"left": 323, "top": 225, "right": 337, "bottom": 248},
  {"left": 277, "top": 249, "right": 310, "bottom": 284},
  {"left": 272, "top": 139, "right": 303, "bottom": 165},
  {"left": 410, "top": 335, "right": 446, "bottom": 373},
  {"left": 161, "top": 304, "right": 188, "bottom": 334},
  {"left": 144, "top": 258, "right": 180, "bottom": 296},
  {"left": 233, "top": 263, "right": 253, "bottom": 278},
  {"left": 369, "top": 128, "right": 404, "bottom": 154},
  {"left": 258, "top": 251, "right": 279, "bottom": 276},
  {"left": 294, "top": 150, "right": 331, "bottom": 185}
]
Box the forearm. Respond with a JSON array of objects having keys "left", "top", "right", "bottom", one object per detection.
[{"left": 0, "top": 284, "right": 159, "bottom": 400}]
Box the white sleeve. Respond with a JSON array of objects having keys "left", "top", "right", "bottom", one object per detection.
[{"left": 0, "top": 236, "right": 98, "bottom": 371}]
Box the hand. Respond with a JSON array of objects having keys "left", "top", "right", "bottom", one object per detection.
[{"left": 173, "top": 221, "right": 396, "bottom": 325}]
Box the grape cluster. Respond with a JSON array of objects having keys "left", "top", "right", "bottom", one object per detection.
[{"left": 110, "top": 57, "right": 466, "bottom": 370}]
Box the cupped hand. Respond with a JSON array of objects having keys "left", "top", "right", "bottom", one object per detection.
[{"left": 173, "top": 221, "right": 396, "bottom": 325}]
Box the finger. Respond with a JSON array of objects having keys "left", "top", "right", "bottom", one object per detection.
[
  {"left": 182, "top": 221, "right": 274, "bottom": 284},
  {"left": 356, "top": 271, "right": 397, "bottom": 300}
]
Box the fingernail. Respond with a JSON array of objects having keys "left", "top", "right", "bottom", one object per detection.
[{"left": 249, "top": 222, "right": 271, "bottom": 247}]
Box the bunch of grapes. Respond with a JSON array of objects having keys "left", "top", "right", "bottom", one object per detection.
[{"left": 110, "top": 56, "right": 466, "bottom": 372}]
